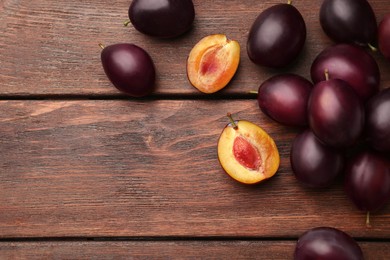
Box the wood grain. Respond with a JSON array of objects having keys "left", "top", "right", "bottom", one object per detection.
[
  {"left": 1, "top": 0, "right": 390, "bottom": 257},
  {"left": 1, "top": 241, "right": 390, "bottom": 260},
  {"left": 0, "top": 100, "right": 389, "bottom": 238},
  {"left": 0, "top": 0, "right": 389, "bottom": 96}
]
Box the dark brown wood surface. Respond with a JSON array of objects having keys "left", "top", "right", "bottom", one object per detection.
[
  {"left": 1, "top": 0, "right": 390, "bottom": 258},
  {"left": 1, "top": 241, "right": 390, "bottom": 260},
  {"left": 1, "top": 0, "right": 390, "bottom": 96}
]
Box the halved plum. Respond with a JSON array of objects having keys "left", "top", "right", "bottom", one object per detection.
[
  {"left": 217, "top": 114, "right": 280, "bottom": 184},
  {"left": 187, "top": 34, "right": 240, "bottom": 94}
]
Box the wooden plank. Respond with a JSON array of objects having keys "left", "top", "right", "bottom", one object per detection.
[
  {"left": 1, "top": 100, "right": 390, "bottom": 238},
  {"left": 1, "top": 241, "right": 390, "bottom": 260},
  {"left": 0, "top": 0, "right": 389, "bottom": 96}
]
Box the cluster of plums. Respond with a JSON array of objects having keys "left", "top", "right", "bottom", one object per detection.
[
  {"left": 256, "top": 0, "right": 390, "bottom": 220},
  {"left": 253, "top": 0, "right": 390, "bottom": 259},
  {"left": 254, "top": 0, "right": 390, "bottom": 259},
  {"left": 98, "top": 0, "right": 390, "bottom": 259},
  {"left": 100, "top": 0, "right": 195, "bottom": 97}
]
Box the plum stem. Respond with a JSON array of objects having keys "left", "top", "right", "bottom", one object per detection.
[
  {"left": 368, "top": 43, "right": 378, "bottom": 52},
  {"left": 227, "top": 113, "right": 238, "bottom": 130},
  {"left": 366, "top": 211, "right": 371, "bottom": 228},
  {"left": 287, "top": 0, "right": 292, "bottom": 4},
  {"left": 324, "top": 69, "right": 330, "bottom": 81},
  {"left": 124, "top": 20, "right": 131, "bottom": 27},
  {"left": 249, "top": 90, "right": 258, "bottom": 95},
  {"left": 98, "top": 43, "right": 105, "bottom": 50}
]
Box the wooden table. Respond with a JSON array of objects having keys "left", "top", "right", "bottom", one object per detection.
[{"left": 1, "top": 0, "right": 390, "bottom": 258}]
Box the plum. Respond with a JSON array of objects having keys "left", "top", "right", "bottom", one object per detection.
[
  {"left": 247, "top": 2, "right": 306, "bottom": 68},
  {"left": 217, "top": 113, "right": 280, "bottom": 184},
  {"left": 294, "top": 227, "right": 363, "bottom": 260},
  {"left": 100, "top": 43, "right": 156, "bottom": 97},
  {"left": 320, "top": 0, "right": 377, "bottom": 47},
  {"left": 187, "top": 34, "right": 240, "bottom": 94},
  {"left": 128, "top": 0, "right": 195, "bottom": 38},
  {"left": 308, "top": 77, "right": 364, "bottom": 148},
  {"left": 257, "top": 74, "right": 312, "bottom": 127},
  {"left": 291, "top": 130, "right": 344, "bottom": 188},
  {"left": 345, "top": 151, "right": 390, "bottom": 225},
  {"left": 379, "top": 13, "right": 390, "bottom": 60},
  {"left": 311, "top": 44, "right": 380, "bottom": 102},
  {"left": 365, "top": 88, "right": 390, "bottom": 152}
]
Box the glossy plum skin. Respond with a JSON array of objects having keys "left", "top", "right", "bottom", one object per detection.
[
  {"left": 308, "top": 79, "right": 364, "bottom": 148},
  {"left": 129, "top": 0, "right": 195, "bottom": 38},
  {"left": 379, "top": 13, "right": 390, "bottom": 60},
  {"left": 294, "top": 227, "right": 364, "bottom": 260},
  {"left": 366, "top": 88, "right": 390, "bottom": 151},
  {"left": 247, "top": 3, "right": 306, "bottom": 68},
  {"left": 320, "top": 0, "right": 377, "bottom": 46},
  {"left": 345, "top": 151, "right": 390, "bottom": 212},
  {"left": 311, "top": 44, "right": 380, "bottom": 102},
  {"left": 257, "top": 74, "right": 313, "bottom": 127},
  {"left": 290, "top": 130, "right": 344, "bottom": 188},
  {"left": 101, "top": 43, "right": 155, "bottom": 97}
]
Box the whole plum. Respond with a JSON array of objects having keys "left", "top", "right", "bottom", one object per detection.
[
  {"left": 311, "top": 44, "right": 380, "bottom": 102},
  {"left": 100, "top": 43, "right": 156, "bottom": 97},
  {"left": 365, "top": 88, "right": 390, "bottom": 151},
  {"left": 290, "top": 130, "right": 344, "bottom": 188},
  {"left": 247, "top": 3, "right": 306, "bottom": 68},
  {"left": 308, "top": 78, "right": 364, "bottom": 148},
  {"left": 320, "top": 0, "right": 377, "bottom": 46},
  {"left": 128, "top": 0, "right": 195, "bottom": 38},
  {"left": 294, "top": 227, "right": 363, "bottom": 260},
  {"left": 257, "top": 74, "right": 313, "bottom": 127}
]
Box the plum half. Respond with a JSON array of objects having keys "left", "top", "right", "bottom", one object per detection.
[
  {"left": 187, "top": 34, "right": 240, "bottom": 94},
  {"left": 217, "top": 114, "right": 280, "bottom": 184}
]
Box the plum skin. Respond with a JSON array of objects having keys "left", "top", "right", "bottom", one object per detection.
[
  {"left": 379, "top": 13, "right": 390, "bottom": 60},
  {"left": 294, "top": 227, "right": 363, "bottom": 260},
  {"left": 345, "top": 151, "right": 390, "bottom": 212},
  {"left": 311, "top": 44, "right": 380, "bottom": 102},
  {"left": 257, "top": 74, "right": 313, "bottom": 127},
  {"left": 290, "top": 130, "right": 344, "bottom": 188},
  {"left": 247, "top": 3, "right": 306, "bottom": 68},
  {"left": 365, "top": 88, "right": 390, "bottom": 151},
  {"left": 320, "top": 0, "right": 377, "bottom": 46},
  {"left": 308, "top": 79, "right": 365, "bottom": 148},
  {"left": 100, "top": 43, "right": 156, "bottom": 97},
  {"left": 128, "top": 0, "right": 195, "bottom": 38}
]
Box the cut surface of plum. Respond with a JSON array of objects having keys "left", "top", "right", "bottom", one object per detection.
[
  {"left": 187, "top": 34, "right": 240, "bottom": 94},
  {"left": 218, "top": 116, "right": 280, "bottom": 184}
]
